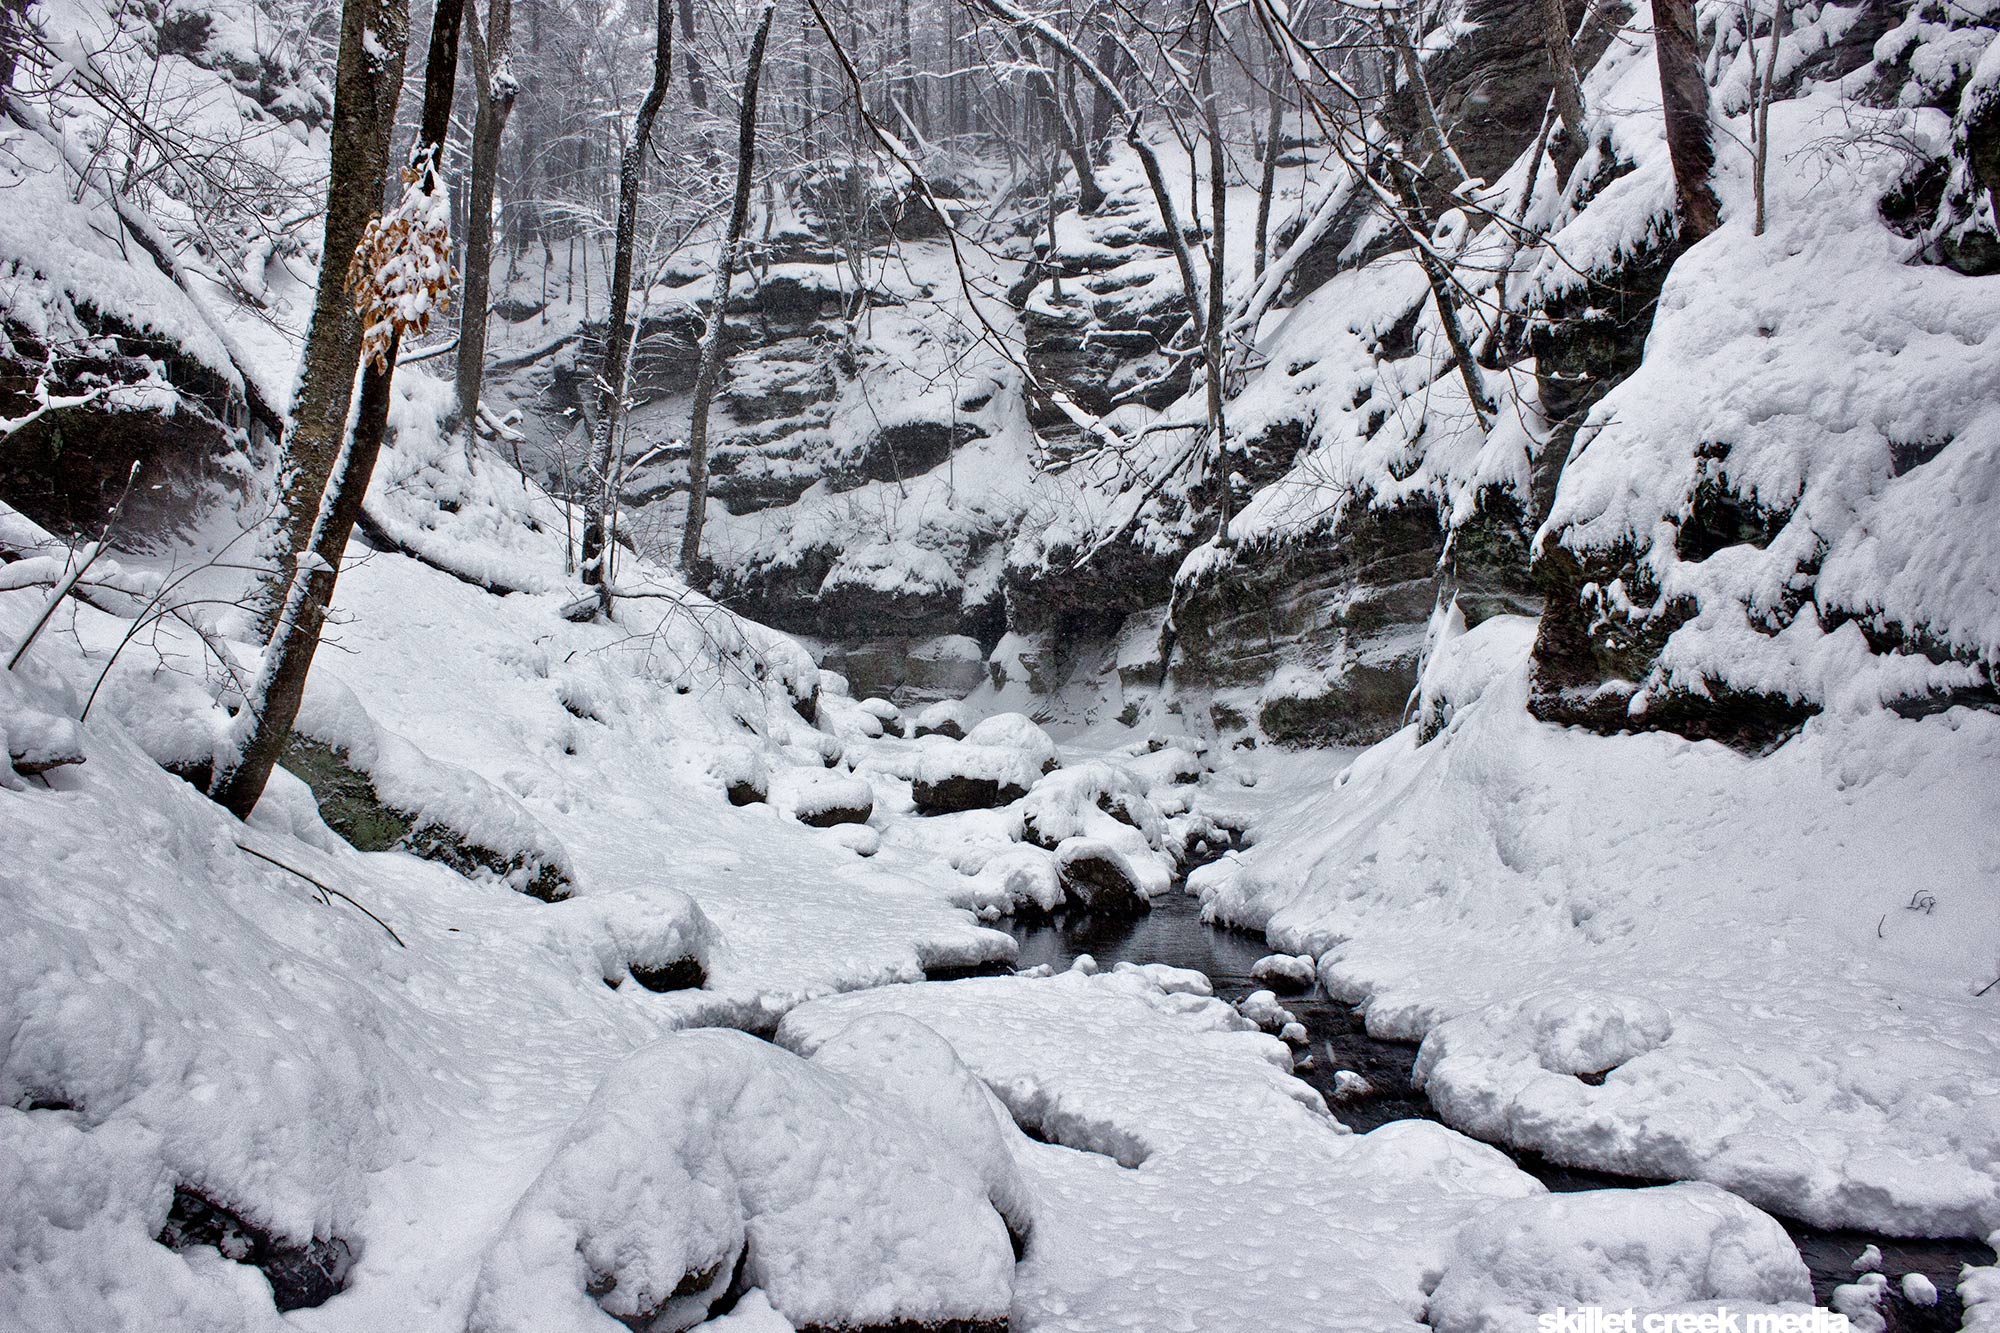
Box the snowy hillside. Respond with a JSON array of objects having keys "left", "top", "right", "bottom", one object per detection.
[{"left": 5, "top": 0, "right": 2000, "bottom": 1327}]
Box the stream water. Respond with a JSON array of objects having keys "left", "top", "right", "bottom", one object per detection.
[{"left": 995, "top": 893, "right": 1995, "bottom": 1332}]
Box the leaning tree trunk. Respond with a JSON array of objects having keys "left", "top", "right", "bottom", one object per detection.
[
  {"left": 579, "top": 0, "right": 672, "bottom": 612},
  {"left": 253, "top": 0, "right": 409, "bottom": 628},
  {"left": 679, "top": 0, "right": 775, "bottom": 574},
  {"left": 212, "top": 0, "right": 464, "bottom": 819},
  {"left": 454, "top": 0, "right": 517, "bottom": 445},
  {"left": 1652, "top": 0, "right": 1721, "bottom": 238}
]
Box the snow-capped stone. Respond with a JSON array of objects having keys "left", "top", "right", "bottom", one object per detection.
[
  {"left": 1902, "top": 1272, "right": 1939, "bottom": 1306},
  {"left": 1251, "top": 954, "right": 1317, "bottom": 992},
  {"left": 781, "top": 768, "right": 874, "bottom": 828},
  {"left": 1236, "top": 990, "right": 1295, "bottom": 1033},
  {"left": 468, "top": 1030, "right": 1016, "bottom": 1333},
  {"left": 1054, "top": 837, "right": 1151, "bottom": 916},
  {"left": 912, "top": 698, "right": 975, "bottom": 740},
  {"left": 1331, "top": 1070, "right": 1374, "bottom": 1100},
  {"left": 1425, "top": 1183, "right": 1813, "bottom": 1333}
]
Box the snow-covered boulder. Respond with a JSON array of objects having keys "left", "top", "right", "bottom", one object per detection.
[
  {"left": 469, "top": 1029, "right": 1016, "bottom": 1333},
  {"left": 1053, "top": 837, "right": 1152, "bottom": 916},
  {"left": 542, "top": 887, "right": 718, "bottom": 993},
  {"left": 912, "top": 741, "right": 1041, "bottom": 814},
  {"left": 964, "top": 712, "right": 1060, "bottom": 772},
  {"left": 1250, "top": 954, "right": 1317, "bottom": 992},
  {"left": 1236, "top": 990, "right": 1297, "bottom": 1033},
  {"left": 1020, "top": 760, "right": 1168, "bottom": 850},
  {"left": 955, "top": 843, "right": 1066, "bottom": 916},
  {"left": 1425, "top": 1183, "right": 1813, "bottom": 1333},
  {"left": 912, "top": 698, "right": 975, "bottom": 740},
  {"left": 792, "top": 1013, "right": 1035, "bottom": 1249},
  {"left": 709, "top": 745, "right": 771, "bottom": 806},
  {"left": 778, "top": 768, "right": 874, "bottom": 828}
]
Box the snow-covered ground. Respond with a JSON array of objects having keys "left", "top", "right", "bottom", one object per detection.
[{"left": 1194, "top": 615, "right": 2000, "bottom": 1241}]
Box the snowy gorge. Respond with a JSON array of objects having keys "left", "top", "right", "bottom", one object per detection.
[{"left": 3, "top": 0, "right": 2000, "bottom": 1328}]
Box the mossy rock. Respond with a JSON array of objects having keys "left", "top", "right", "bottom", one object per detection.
[{"left": 281, "top": 736, "right": 573, "bottom": 902}]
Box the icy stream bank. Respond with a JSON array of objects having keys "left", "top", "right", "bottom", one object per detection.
[{"left": 996, "top": 894, "right": 1996, "bottom": 1332}]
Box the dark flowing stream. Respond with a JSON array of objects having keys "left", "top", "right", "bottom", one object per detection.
[{"left": 995, "top": 893, "right": 1994, "bottom": 1332}]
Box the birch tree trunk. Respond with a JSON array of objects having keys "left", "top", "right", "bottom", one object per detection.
[
  {"left": 212, "top": 0, "right": 464, "bottom": 818},
  {"left": 679, "top": 0, "right": 776, "bottom": 574}
]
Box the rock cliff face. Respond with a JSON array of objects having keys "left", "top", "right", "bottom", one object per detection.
[{"left": 675, "top": 0, "right": 1999, "bottom": 745}]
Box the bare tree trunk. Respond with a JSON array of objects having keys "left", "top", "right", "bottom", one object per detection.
[
  {"left": 254, "top": 0, "right": 409, "bottom": 627},
  {"left": 212, "top": 0, "right": 463, "bottom": 819},
  {"left": 1198, "top": 3, "right": 1232, "bottom": 545},
  {"left": 677, "top": 0, "right": 709, "bottom": 110},
  {"left": 679, "top": 0, "right": 775, "bottom": 574},
  {"left": 1018, "top": 35, "right": 1105, "bottom": 212},
  {"left": 1652, "top": 0, "right": 1721, "bottom": 239},
  {"left": 1751, "top": 0, "right": 1782, "bottom": 235},
  {"left": 579, "top": 0, "right": 672, "bottom": 612},
  {"left": 454, "top": 0, "right": 517, "bottom": 445},
  {"left": 1536, "top": 0, "right": 1587, "bottom": 174},
  {"left": 1382, "top": 156, "right": 1496, "bottom": 427},
  {"left": 1387, "top": 12, "right": 1468, "bottom": 184},
  {"left": 1252, "top": 55, "right": 1285, "bottom": 283}
]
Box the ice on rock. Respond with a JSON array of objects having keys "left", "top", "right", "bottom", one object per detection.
[
  {"left": 1425, "top": 1183, "right": 1813, "bottom": 1333},
  {"left": 468, "top": 1029, "right": 1015, "bottom": 1333},
  {"left": 1279, "top": 1021, "right": 1310, "bottom": 1046},
  {"left": 1900, "top": 1271, "right": 1938, "bottom": 1305},
  {"left": 1851, "top": 1243, "right": 1883, "bottom": 1272}
]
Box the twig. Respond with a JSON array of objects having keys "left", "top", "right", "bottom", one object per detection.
[{"left": 234, "top": 842, "right": 408, "bottom": 948}]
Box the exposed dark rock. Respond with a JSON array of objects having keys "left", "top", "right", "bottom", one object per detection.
[
  {"left": 911, "top": 773, "right": 1027, "bottom": 815},
  {"left": 627, "top": 957, "right": 707, "bottom": 992},
  {"left": 1058, "top": 846, "right": 1151, "bottom": 916},
  {"left": 726, "top": 777, "right": 769, "bottom": 806},
  {"left": 796, "top": 795, "right": 874, "bottom": 828},
  {"left": 280, "top": 736, "right": 573, "bottom": 902},
  {"left": 157, "top": 1186, "right": 351, "bottom": 1312}
]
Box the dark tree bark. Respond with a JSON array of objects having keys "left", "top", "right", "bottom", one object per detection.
[
  {"left": 1017, "top": 35, "right": 1105, "bottom": 212},
  {"left": 579, "top": 0, "right": 673, "bottom": 611},
  {"left": 455, "top": 0, "right": 517, "bottom": 443},
  {"left": 677, "top": 0, "right": 709, "bottom": 110},
  {"left": 212, "top": 0, "right": 464, "bottom": 819},
  {"left": 254, "top": 0, "right": 409, "bottom": 626},
  {"left": 1536, "top": 0, "right": 1587, "bottom": 174},
  {"left": 1652, "top": 0, "right": 1721, "bottom": 239},
  {"left": 679, "top": 0, "right": 775, "bottom": 574}
]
